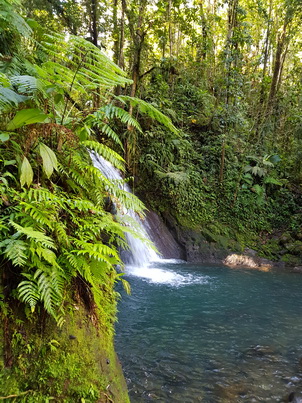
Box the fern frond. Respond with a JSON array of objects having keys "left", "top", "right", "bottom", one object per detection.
[
  {"left": 18, "top": 280, "right": 39, "bottom": 311},
  {"left": 98, "top": 123, "right": 123, "bottom": 148},
  {"left": 72, "top": 240, "right": 119, "bottom": 265},
  {"left": 0, "top": 1, "right": 32, "bottom": 38},
  {"left": 23, "top": 188, "right": 60, "bottom": 203},
  {"left": 54, "top": 222, "right": 70, "bottom": 247},
  {"left": 117, "top": 95, "right": 178, "bottom": 134},
  {"left": 10, "top": 75, "right": 46, "bottom": 97},
  {"left": 121, "top": 278, "right": 131, "bottom": 295},
  {"left": 10, "top": 221, "right": 56, "bottom": 249},
  {"left": 82, "top": 140, "right": 125, "bottom": 171},
  {"left": 20, "top": 201, "right": 54, "bottom": 229},
  {"left": 0, "top": 239, "right": 27, "bottom": 266},
  {"left": 0, "top": 86, "right": 27, "bottom": 111},
  {"left": 40, "top": 33, "right": 132, "bottom": 99},
  {"left": 34, "top": 269, "right": 62, "bottom": 315},
  {"left": 99, "top": 105, "right": 142, "bottom": 132}
]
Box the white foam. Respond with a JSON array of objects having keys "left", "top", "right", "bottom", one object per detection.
[{"left": 125, "top": 263, "right": 209, "bottom": 287}]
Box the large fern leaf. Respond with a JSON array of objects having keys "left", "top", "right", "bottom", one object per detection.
[
  {"left": 117, "top": 95, "right": 178, "bottom": 134},
  {"left": 10, "top": 221, "right": 56, "bottom": 249}
]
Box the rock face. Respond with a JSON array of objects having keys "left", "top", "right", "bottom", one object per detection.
[
  {"left": 223, "top": 253, "right": 273, "bottom": 271},
  {"left": 158, "top": 213, "right": 231, "bottom": 263},
  {"left": 145, "top": 211, "right": 186, "bottom": 260}
]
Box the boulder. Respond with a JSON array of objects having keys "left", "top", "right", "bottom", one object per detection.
[{"left": 223, "top": 253, "right": 272, "bottom": 271}]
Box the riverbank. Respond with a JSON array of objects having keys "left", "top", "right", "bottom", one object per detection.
[
  {"left": 147, "top": 210, "right": 301, "bottom": 270},
  {"left": 0, "top": 296, "right": 130, "bottom": 402}
]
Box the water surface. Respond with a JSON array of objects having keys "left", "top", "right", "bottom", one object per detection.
[{"left": 115, "top": 263, "right": 302, "bottom": 402}]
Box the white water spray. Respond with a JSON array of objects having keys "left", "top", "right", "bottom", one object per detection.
[
  {"left": 90, "top": 152, "right": 159, "bottom": 267},
  {"left": 91, "top": 152, "right": 208, "bottom": 287}
]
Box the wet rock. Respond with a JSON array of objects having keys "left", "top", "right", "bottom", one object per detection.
[
  {"left": 215, "top": 381, "right": 248, "bottom": 400},
  {"left": 244, "top": 248, "right": 258, "bottom": 257},
  {"left": 288, "top": 391, "right": 302, "bottom": 402},
  {"left": 145, "top": 210, "right": 186, "bottom": 260},
  {"left": 292, "top": 266, "right": 302, "bottom": 273},
  {"left": 244, "top": 344, "right": 277, "bottom": 359},
  {"left": 223, "top": 254, "right": 272, "bottom": 271}
]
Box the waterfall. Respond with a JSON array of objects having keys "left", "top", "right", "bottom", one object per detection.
[{"left": 90, "top": 152, "right": 159, "bottom": 267}]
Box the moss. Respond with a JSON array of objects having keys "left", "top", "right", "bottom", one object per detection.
[{"left": 0, "top": 302, "right": 129, "bottom": 403}]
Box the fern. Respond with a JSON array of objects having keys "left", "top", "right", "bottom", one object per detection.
[
  {"left": 100, "top": 104, "right": 142, "bottom": 132},
  {"left": 0, "top": 86, "right": 27, "bottom": 111},
  {"left": 117, "top": 95, "right": 178, "bottom": 134},
  {"left": 40, "top": 33, "right": 132, "bottom": 102},
  {"left": 18, "top": 267, "right": 64, "bottom": 317},
  {"left": 82, "top": 140, "right": 125, "bottom": 171},
  {"left": 98, "top": 123, "right": 123, "bottom": 148},
  {"left": 10, "top": 75, "right": 46, "bottom": 97},
  {"left": 20, "top": 201, "right": 55, "bottom": 229},
  {"left": 10, "top": 221, "right": 56, "bottom": 249},
  {"left": 18, "top": 280, "right": 40, "bottom": 311},
  {"left": 0, "top": 239, "right": 27, "bottom": 266},
  {"left": 72, "top": 240, "right": 119, "bottom": 265}
]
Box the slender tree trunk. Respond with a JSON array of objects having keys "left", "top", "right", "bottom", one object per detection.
[
  {"left": 113, "top": 0, "right": 119, "bottom": 64},
  {"left": 91, "top": 0, "right": 98, "bottom": 46},
  {"left": 168, "top": 0, "right": 173, "bottom": 57},
  {"left": 196, "top": 0, "right": 207, "bottom": 63},
  {"left": 266, "top": 23, "right": 287, "bottom": 113},
  {"left": 119, "top": 2, "right": 125, "bottom": 70}
]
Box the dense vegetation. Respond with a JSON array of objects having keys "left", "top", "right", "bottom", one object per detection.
[
  {"left": 1, "top": 0, "right": 302, "bottom": 400},
  {"left": 0, "top": 0, "right": 174, "bottom": 400},
  {"left": 23, "top": 0, "right": 302, "bottom": 261}
]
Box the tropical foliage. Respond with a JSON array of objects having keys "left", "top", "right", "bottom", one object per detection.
[{"left": 0, "top": 0, "right": 175, "bottom": 326}]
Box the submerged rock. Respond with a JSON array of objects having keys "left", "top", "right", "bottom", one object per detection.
[
  {"left": 288, "top": 391, "right": 302, "bottom": 402},
  {"left": 223, "top": 253, "right": 273, "bottom": 271},
  {"left": 292, "top": 266, "right": 302, "bottom": 273}
]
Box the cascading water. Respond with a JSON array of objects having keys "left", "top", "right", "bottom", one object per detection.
[
  {"left": 91, "top": 152, "right": 205, "bottom": 286},
  {"left": 90, "top": 152, "right": 159, "bottom": 267}
]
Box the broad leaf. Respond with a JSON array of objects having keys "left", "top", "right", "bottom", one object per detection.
[
  {"left": 39, "top": 143, "right": 58, "bottom": 178},
  {"left": 7, "top": 108, "right": 49, "bottom": 130},
  {"left": 0, "top": 132, "right": 10, "bottom": 142},
  {"left": 20, "top": 156, "right": 33, "bottom": 187}
]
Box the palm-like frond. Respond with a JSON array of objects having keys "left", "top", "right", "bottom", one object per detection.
[
  {"left": 0, "top": 87, "right": 27, "bottom": 111},
  {"left": 40, "top": 33, "right": 132, "bottom": 98},
  {"left": 82, "top": 140, "right": 125, "bottom": 171},
  {"left": 100, "top": 105, "right": 142, "bottom": 132},
  {"left": 117, "top": 95, "right": 178, "bottom": 134},
  {"left": 10, "top": 75, "right": 46, "bottom": 97}
]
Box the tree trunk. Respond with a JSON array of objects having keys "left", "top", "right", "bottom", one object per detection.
[{"left": 91, "top": 0, "right": 98, "bottom": 46}]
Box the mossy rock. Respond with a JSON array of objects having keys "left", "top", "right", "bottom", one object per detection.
[{"left": 0, "top": 303, "right": 129, "bottom": 403}]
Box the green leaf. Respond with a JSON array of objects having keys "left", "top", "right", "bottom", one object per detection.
[
  {"left": 251, "top": 184, "right": 264, "bottom": 196},
  {"left": 268, "top": 154, "right": 281, "bottom": 164},
  {"left": 0, "top": 133, "right": 9, "bottom": 142},
  {"left": 20, "top": 156, "right": 33, "bottom": 187},
  {"left": 39, "top": 143, "right": 58, "bottom": 178},
  {"left": 0, "top": 87, "right": 27, "bottom": 111},
  {"left": 7, "top": 108, "right": 49, "bottom": 130},
  {"left": 264, "top": 177, "right": 283, "bottom": 186}
]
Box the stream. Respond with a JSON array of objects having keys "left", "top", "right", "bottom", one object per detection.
[{"left": 115, "top": 262, "right": 302, "bottom": 402}]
